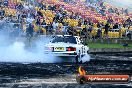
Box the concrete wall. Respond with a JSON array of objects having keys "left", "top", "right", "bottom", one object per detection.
[{"left": 89, "top": 48, "right": 132, "bottom": 53}]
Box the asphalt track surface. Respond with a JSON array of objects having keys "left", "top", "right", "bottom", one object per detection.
[{"left": 0, "top": 53, "right": 132, "bottom": 88}]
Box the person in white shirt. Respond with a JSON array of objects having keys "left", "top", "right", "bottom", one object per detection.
[
  {"left": 29, "top": 3, "right": 34, "bottom": 10},
  {"left": 52, "top": 20, "right": 59, "bottom": 30},
  {"left": 52, "top": 20, "right": 59, "bottom": 34},
  {"left": 23, "top": 3, "right": 29, "bottom": 10},
  {"left": 26, "top": 17, "right": 34, "bottom": 24}
]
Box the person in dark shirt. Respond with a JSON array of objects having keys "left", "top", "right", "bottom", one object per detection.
[
  {"left": 3, "top": 0, "right": 8, "bottom": 6},
  {"left": 104, "top": 23, "right": 110, "bottom": 35},
  {"left": 97, "top": 22, "right": 101, "bottom": 28},
  {"left": 48, "top": 5, "right": 52, "bottom": 10},
  {"left": 26, "top": 23, "right": 34, "bottom": 37},
  {"left": 96, "top": 29, "right": 102, "bottom": 39},
  {"left": 16, "top": 3, "right": 24, "bottom": 10},
  {"left": 39, "top": 2, "right": 45, "bottom": 10},
  {"left": 51, "top": 5, "right": 56, "bottom": 11},
  {"left": 37, "top": 9, "right": 43, "bottom": 17},
  {"left": 42, "top": 4, "right": 46, "bottom": 10},
  {"left": 41, "top": 19, "right": 46, "bottom": 25},
  {"left": 84, "top": 19, "right": 88, "bottom": 25},
  {"left": 126, "top": 18, "right": 131, "bottom": 25},
  {"left": 36, "top": 16, "right": 41, "bottom": 25},
  {"left": 45, "top": 22, "right": 53, "bottom": 35},
  {"left": 30, "top": 12, "right": 36, "bottom": 19},
  {"left": 21, "top": 12, "right": 27, "bottom": 18},
  {"left": 78, "top": 19, "right": 82, "bottom": 27},
  {"left": 0, "top": 1, "right": 2, "bottom": 6},
  {"left": 67, "top": 26, "right": 74, "bottom": 35},
  {"left": 113, "top": 23, "right": 119, "bottom": 29},
  {"left": 0, "top": 7, "right": 5, "bottom": 17},
  {"left": 54, "top": 13, "right": 60, "bottom": 21},
  {"left": 88, "top": 25, "right": 93, "bottom": 33},
  {"left": 59, "top": 17, "right": 63, "bottom": 23},
  {"left": 81, "top": 28, "right": 89, "bottom": 41},
  {"left": 107, "top": 18, "right": 113, "bottom": 24}
]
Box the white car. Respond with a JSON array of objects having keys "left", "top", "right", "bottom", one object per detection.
[{"left": 44, "top": 35, "right": 89, "bottom": 63}]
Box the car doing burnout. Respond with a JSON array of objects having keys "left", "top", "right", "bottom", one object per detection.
[{"left": 44, "top": 35, "right": 89, "bottom": 63}]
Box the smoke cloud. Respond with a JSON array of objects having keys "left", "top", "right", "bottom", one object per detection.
[
  {"left": 0, "top": 36, "right": 58, "bottom": 63},
  {"left": 81, "top": 54, "right": 91, "bottom": 63},
  {"left": 0, "top": 22, "right": 58, "bottom": 63},
  {"left": 0, "top": 22, "right": 90, "bottom": 63}
]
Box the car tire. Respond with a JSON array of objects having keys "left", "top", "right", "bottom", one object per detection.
[
  {"left": 75, "top": 54, "right": 83, "bottom": 63},
  {"left": 75, "top": 50, "right": 81, "bottom": 63},
  {"left": 87, "top": 50, "right": 89, "bottom": 54},
  {"left": 75, "top": 55, "right": 79, "bottom": 63}
]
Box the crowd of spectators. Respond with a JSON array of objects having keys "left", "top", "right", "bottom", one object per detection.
[{"left": 0, "top": 0, "right": 132, "bottom": 40}]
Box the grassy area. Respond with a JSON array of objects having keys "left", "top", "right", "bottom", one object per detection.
[{"left": 87, "top": 42, "right": 132, "bottom": 49}]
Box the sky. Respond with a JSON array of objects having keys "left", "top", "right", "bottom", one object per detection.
[{"left": 105, "top": 0, "right": 132, "bottom": 11}]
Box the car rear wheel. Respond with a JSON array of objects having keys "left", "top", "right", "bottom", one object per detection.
[
  {"left": 75, "top": 54, "right": 82, "bottom": 63},
  {"left": 75, "top": 55, "right": 79, "bottom": 63}
]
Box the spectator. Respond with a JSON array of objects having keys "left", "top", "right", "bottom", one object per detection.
[
  {"left": 88, "top": 25, "right": 93, "bottom": 33},
  {"left": 29, "top": 3, "right": 34, "bottom": 10},
  {"left": 3, "top": 0, "right": 8, "bottom": 7},
  {"left": 0, "top": 0, "right": 131, "bottom": 39},
  {"left": 67, "top": 26, "right": 74, "bottom": 35},
  {"left": 0, "top": 0, "right": 2, "bottom": 6},
  {"left": 96, "top": 28, "right": 102, "bottom": 39},
  {"left": 23, "top": 3, "right": 29, "bottom": 10},
  {"left": 36, "top": 16, "right": 41, "bottom": 25},
  {"left": 84, "top": 19, "right": 88, "bottom": 25},
  {"left": 104, "top": 23, "right": 110, "bottom": 36},
  {"left": 26, "top": 23, "right": 34, "bottom": 37},
  {"left": 38, "top": 2, "right": 45, "bottom": 10},
  {"left": 78, "top": 19, "right": 82, "bottom": 27},
  {"left": 0, "top": 7, "right": 5, "bottom": 17},
  {"left": 113, "top": 23, "right": 119, "bottom": 29},
  {"left": 107, "top": 18, "right": 113, "bottom": 24},
  {"left": 97, "top": 22, "right": 101, "bottom": 28},
  {"left": 37, "top": 9, "right": 43, "bottom": 17},
  {"left": 41, "top": 19, "right": 46, "bottom": 25},
  {"left": 21, "top": 11, "right": 27, "bottom": 18},
  {"left": 52, "top": 20, "right": 59, "bottom": 30},
  {"left": 16, "top": 3, "right": 24, "bottom": 10},
  {"left": 81, "top": 28, "right": 89, "bottom": 42},
  {"left": 126, "top": 18, "right": 131, "bottom": 25}
]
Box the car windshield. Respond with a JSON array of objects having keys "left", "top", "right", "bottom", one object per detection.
[{"left": 52, "top": 36, "right": 77, "bottom": 44}]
